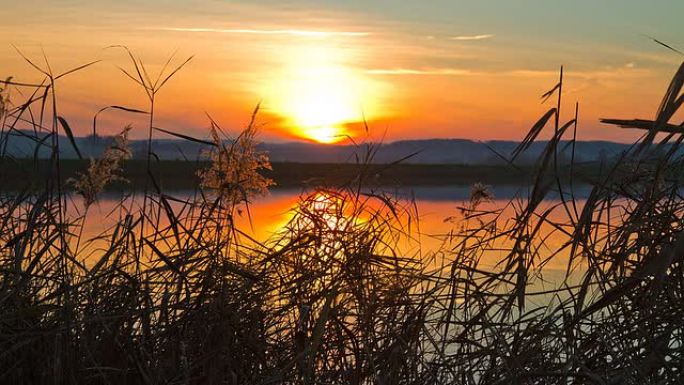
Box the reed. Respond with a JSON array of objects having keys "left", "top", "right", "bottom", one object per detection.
[{"left": 1, "top": 49, "right": 684, "bottom": 384}]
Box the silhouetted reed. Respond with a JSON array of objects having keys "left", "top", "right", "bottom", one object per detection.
[{"left": 1, "top": 49, "right": 684, "bottom": 385}]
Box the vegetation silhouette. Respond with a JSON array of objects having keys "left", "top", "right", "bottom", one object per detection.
[{"left": 1, "top": 48, "right": 684, "bottom": 384}]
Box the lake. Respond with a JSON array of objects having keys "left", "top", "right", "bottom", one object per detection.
[{"left": 75, "top": 184, "right": 587, "bottom": 281}]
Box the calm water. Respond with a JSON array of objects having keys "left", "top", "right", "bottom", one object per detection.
[{"left": 77, "top": 184, "right": 584, "bottom": 275}]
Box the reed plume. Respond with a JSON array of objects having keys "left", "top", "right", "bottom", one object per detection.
[
  {"left": 198, "top": 114, "right": 274, "bottom": 207},
  {"left": 68, "top": 125, "right": 132, "bottom": 206}
]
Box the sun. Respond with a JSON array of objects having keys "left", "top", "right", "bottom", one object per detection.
[
  {"left": 302, "top": 126, "right": 344, "bottom": 144},
  {"left": 286, "top": 64, "right": 357, "bottom": 143},
  {"left": 262, "top": 42, "right": 383, "bottom": 144}
]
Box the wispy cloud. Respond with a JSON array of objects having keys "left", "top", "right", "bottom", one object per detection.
[
  {"left": 508, "top": 66, "right": 648, "bottom": 79},
  {"left": 155, "top": 27, "right": 370, "bottom": 38},
  {"left": 366, "top": 68, "right": 472, "bottom": 76},
  {"left": 367, "top": 66, "right": 649, "bottom": 79},
  {"left": 449, "top": 34, "right": 495, "bottom": 41}
]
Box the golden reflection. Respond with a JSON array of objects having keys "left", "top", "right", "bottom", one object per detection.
[
  {"left": 279, "top": 191, "right": 358, "bottom": 253},
  {"left": 74, "top": 191, "right": 577, "bottom": 271},
  {"left": 306, "top": 192, "right": 352, "bottom": 229}
]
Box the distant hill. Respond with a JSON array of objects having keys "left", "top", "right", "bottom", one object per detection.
[{"left": 1, "top": 130, "right": 634, "bottom": 165}]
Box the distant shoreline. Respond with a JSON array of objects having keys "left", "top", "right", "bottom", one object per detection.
[{"left": 0, "top": 159, "right": 605, "bottom": 191}]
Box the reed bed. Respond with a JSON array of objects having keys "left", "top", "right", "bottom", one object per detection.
[{"left": 1, "top": 49, "right": 684, "bottom": 384}]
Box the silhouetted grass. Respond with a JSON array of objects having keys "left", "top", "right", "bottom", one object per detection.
[{"left": 1, "top": 48, "right": 684, "bottom": 385}]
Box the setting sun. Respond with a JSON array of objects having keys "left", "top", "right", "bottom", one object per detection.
[
  {"left": 263, "top": 42, "right": 383, "bottom": 143},
  {"left": 302, "top": 126, "right": 344, "bottom": 144}
]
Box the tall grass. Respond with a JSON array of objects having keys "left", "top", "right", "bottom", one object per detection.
[{"left": 1, "top": 49, "right": 684, "bottom": 384}]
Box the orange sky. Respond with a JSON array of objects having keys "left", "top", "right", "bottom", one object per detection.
[{"left": 1, "top": 1, "right": 682, "bottom": 143}]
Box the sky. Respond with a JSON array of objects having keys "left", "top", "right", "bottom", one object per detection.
[{"left": 0, "top": 0, "right": 682, "bottom": 143}]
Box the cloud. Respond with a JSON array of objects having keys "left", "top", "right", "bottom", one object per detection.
[
  {"left": 506, "top": 69, "right": 560, "bottom": 77},
  {"left": 366, "top": 68, "right": 472, "bottom": 76},
  {"left": 155, "top": 27, "right": 370, "bottom": 38},
  {"left": 366, "top": 66, "right": 650, "bottom": 79},
  {"left": 449, "top": 34, "right": 495, "bottom": 41}
]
